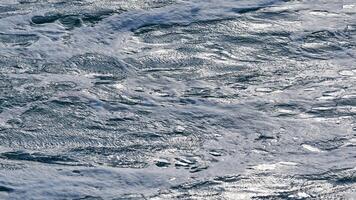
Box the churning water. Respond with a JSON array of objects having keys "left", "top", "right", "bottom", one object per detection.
[{"left": 0, "top": 0, "right": 355, "bottom": 199}]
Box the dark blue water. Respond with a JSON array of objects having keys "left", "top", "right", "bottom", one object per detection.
[{"left": 0, "top": 0, "right": 355, "bottom": 199}]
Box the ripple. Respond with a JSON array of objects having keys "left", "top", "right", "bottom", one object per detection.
[
  {"left": 0, "top": 33, "right": 39, "bottom": 46},
  {"left": 0, "top": 151, "right": 77, "bottom": 165},
  {"left": 31, "top": 10, "right": 118, "bottom": 30},
  {"left": 66, "top": 53, "right": 128, "bottom": 78},
  {"left": 0, "top": 185, "right": 14, "bottom": 193},
  {"left": 0, "top": 0, "right": 356, "bottom": 199}
]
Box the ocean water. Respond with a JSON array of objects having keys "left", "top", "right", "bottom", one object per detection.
[{"left": 0, "top": 0, "right": 355, "bottom": 199}]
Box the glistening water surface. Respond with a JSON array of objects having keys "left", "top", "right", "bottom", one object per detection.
[{"left": 0, "top": 0, "right": 355, "bottom": 199}]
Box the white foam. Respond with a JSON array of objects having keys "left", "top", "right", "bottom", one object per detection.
[{"left": 302, "top": 144, "right": 323, "bottom": 153}]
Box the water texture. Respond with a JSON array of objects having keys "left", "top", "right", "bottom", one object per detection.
[{"left": 0, "top": 0, "right": 355, "bottom": 199}]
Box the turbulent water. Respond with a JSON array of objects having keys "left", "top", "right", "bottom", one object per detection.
[{"left": 0, "top": 0, "right": 355, "bottom": 199}]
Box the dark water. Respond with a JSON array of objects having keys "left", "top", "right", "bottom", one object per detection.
[{"left": 0, "top": 0, "right": 355, "bottom": 199}]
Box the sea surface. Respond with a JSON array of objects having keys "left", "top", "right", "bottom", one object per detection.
[{"left": 0, "top": 0, "right": 355, "bottom": 199}]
